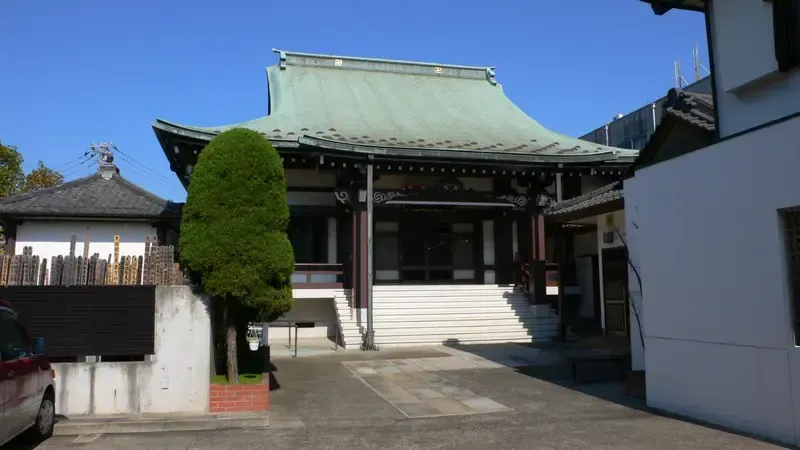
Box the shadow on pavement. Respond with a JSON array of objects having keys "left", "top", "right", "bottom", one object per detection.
[{"left": 3, "top": 433, "right": 47, "bottom": 450}]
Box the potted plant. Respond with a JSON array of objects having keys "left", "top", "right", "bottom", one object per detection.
[{"left": 246, "top": 328, "right": 260, "bottom": 351}]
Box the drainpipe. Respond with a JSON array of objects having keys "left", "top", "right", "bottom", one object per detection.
[
  {"left": 364, "top": 158, "right": 377, "bottom": 350},
  {"left": 651, "top": 103, "right": 657, "bottom": 131}
]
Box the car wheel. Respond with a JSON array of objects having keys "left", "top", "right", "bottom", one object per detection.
[{"left": 31, "top": 392, "right": 55, "bottom": 440}]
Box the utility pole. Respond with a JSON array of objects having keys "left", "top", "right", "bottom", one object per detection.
[{"left": 88, "top": 142, "right": 117, "bottom": 165}]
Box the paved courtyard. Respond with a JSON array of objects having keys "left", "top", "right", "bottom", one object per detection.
[{"left": 24, "top": 344, "right": 792, "bottom": 449}]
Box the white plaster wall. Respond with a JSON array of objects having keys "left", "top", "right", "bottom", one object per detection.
[
  {"left": 709, "top": 0, "right": 800, "bottom": 137},
  {"left": 625, "top": 115, "right": 800, "bottom": 446},
  {"left": 17, "top": 220, "right": 156, "bottom": 274},
  {"left": 271, "top": 297, "right": 338, "bottom": 340},
  {"left": 53, "top": 286, "right": 211, "bottom": 416}
]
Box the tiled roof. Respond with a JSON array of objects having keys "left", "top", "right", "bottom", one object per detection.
[
  {"left": 0, "top": 165, "right": 181, "bottom": 219},
  {"left": 663, "top": 88, "right": 715, "bottom": 132},
  {"left": 638, "top": 0, "right": 705, "bottom": 15},
  {"left": 545, "top": 181, "right": 623, "bottom": 216},
  {"left": 153, "top": 50, "right": 638, "bottom": 165}
]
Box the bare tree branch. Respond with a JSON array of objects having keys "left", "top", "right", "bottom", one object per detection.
[{"left": 612, "top": 225, "right": 645, "bottom": 352}]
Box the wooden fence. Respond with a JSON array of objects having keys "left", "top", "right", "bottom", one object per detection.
[{"left": 0, "top": 235, "right": 186, "bottom": 286}]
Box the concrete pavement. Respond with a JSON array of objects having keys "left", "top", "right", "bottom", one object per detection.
[{"left": 11, "top": 344, "right": 792, "bottom": 449}]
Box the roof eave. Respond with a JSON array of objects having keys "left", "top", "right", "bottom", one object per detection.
[
  {"left": 0, "top": 212, "right": 179, "bottom": 221},
  {"left": 546, "top": 198, "right": 624, "bottom": 223},
  {"left": 639, "top": 0, "right": 706, "bottom": 15},
  {"left": 154, "top": 120, "right": 636, "bottom": 171},
  {"left": 297, "top": 136, "right": 630, "bottom": 165}
]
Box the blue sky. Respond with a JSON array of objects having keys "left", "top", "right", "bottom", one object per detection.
[{"left": 0, "top": 0, "right": 707, "bottom": 202}]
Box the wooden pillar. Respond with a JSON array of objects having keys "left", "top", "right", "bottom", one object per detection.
[
  {"left": 337, "top": 207, "right": 353, "bottom": 290},
  {"left": 3, "top": 220, "right": 17, "bottom": 256},
  {"left": 494, "top": 212, "right": 514, "bottom": 285},
  {"left": 534, "top": 213, "right": 546, "bottom": 262},
  {"left": 353, "top": 206, "right": 368, "bottom": 309}
]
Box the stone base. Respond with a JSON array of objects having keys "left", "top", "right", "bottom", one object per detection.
[
  {"left": 625, "top": 370, "right": 646, "bottom": 399},
  {"left": 210, "top": 383, "right": 269, "bottom": 413}
]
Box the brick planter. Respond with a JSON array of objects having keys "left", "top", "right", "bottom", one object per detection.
[{"left": 210, "top": 383, "right": 269, "bottom": 413}]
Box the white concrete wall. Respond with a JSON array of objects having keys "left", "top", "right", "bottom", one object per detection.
[
  {"left": 17, "top": 220, "right": 157, "bottom": 276},
  {"left": 53, "top": 286, "right": 211, "bottom": 416},
  {"left": 272, "top": 295, "right": 339, "bottom": 340},
  {"left": 625, "top": 115, "right": 800, "bottom": 446},
  {"left": 709, "top": 0, "right": 800, "bottom": 137}
]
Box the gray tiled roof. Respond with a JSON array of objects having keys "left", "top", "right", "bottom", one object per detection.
[
  {"left": 0, "top": 166, "right": 181, "bottom": 218},
  {"left": 663, "top": 88, "right": 715, "bottom": 131},
  {"left": 545, "top": 181, "right": 623, "bottom": 216}
]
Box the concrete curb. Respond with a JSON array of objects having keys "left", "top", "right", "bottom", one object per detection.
[{"left": 54, "top": 413, "right": 269, "bottom": 436}]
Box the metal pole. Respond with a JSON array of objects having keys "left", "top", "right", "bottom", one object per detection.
[{"left": 365, "top": 160, "right": 376, "bottom": 349}]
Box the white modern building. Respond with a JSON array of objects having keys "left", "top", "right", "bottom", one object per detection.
[{"left": 628, "top": 0, "right": 800, "bottom": 445}]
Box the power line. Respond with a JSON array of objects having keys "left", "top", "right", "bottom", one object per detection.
[
  {"left": 105, "top": 142, "right": 182, "bottom": 187},
  {"left": 55, "top": 155, "right": 93, "bottom": 175},
  {"left": 61, "top": 156, "right": 95, "bottom": 179},
  {"left": 50, "top": 152, "right": 91, "bottom": 171},
  {"left": 114, "top": 160, "right": 185, "bottom": 194}
]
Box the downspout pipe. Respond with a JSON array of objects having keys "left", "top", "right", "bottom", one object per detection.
[{"left": 364, "top": 157, "right": 377, "bottom": 350}]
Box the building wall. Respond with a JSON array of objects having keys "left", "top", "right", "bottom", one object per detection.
[
  {"left": 709, "top": 0, "right": 800, "bottom": 138},
  {"left": 624, "top": 115, "right": 800, "bottom": 446},
  {"left": 17, "top": 220, "right": 157, "bottom": 275},
  {"left": 580, "top": 77, "right": 712, "bottom": 150},
  {"left": 53, "top": 286, "right": 211, "bottom": 415}
]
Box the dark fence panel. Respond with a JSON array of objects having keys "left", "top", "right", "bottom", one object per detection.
[{"left": 0, "top": 285, "right": 156, "bottom": 358}]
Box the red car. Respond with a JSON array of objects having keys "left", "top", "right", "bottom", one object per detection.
[{"left": 0, "top": 301, "right": 56, "bottom": 446}]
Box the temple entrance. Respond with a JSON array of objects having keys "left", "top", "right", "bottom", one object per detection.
[
  {"left": 601, "top": 247, "right": 629, "bottom": 336},
  {"left": 374, "top": 212, "right": 479, "bottom": 284}
]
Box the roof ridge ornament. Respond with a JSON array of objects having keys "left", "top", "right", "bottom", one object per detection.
[
  {"left": 273, "top": 49, "right": 288, "bottom": 70},
  {"left": 271, "top": 48, "right": 496, "bottom": 83},
  {"left": 486, "top": 67, "right": 497, "bottom": 85}
]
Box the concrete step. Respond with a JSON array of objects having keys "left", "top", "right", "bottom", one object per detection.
[
  {"left": 373, "top": 332, "right": 555, "bottom": 345},
  {"left": 54, "top": 412, "right": 269, "bottom": 436},
  {"left": 372, "top": 293, "right": 529, "bottom": 299},
  {"left": 373, "top": 284, "right": 518, "bottom": 291},
  {"left": 376, "top": 336, "right": 555, "bottom": 347},
  {"left": 373, "top": 316, "right": 559, "bottom": 326},
  {"left": 371, "top": 306, "right": 537, "bottom": 315},
  {"left": 373, "top": 324, "right": 556, "bottom": 337}
]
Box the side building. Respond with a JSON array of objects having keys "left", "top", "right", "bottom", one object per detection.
[
  {"left": 580, "top": 76, "right": 712, "bottom": 151},
  {"left": 627, "top": 0, "right": 800, "bottom": 446}
]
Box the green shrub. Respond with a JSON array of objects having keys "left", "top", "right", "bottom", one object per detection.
[{"left": 180, "top": 128, "right": 294, "bottom": 381}]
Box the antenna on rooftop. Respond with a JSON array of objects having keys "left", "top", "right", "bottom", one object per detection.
[
  {"left": 88, "top": 142, "right": 117, "bottom": 165},
  {"left": 693, "top": 43, "right": 711, "bottom": 80},
  {"left": 674, "top": 60, "right": 688, "bottom": 88}
]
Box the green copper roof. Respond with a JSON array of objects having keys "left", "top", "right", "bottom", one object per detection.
[{"left": 154, "top": 50, "right": 637, "bottom": 165}]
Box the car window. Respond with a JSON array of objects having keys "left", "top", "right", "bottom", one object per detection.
[{"left": 0, "top": 311, "right": 29, "bottom": 361}]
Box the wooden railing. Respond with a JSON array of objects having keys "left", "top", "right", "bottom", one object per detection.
[{"left": 291, "top": 263, "right": 344, "bottom": 289}]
